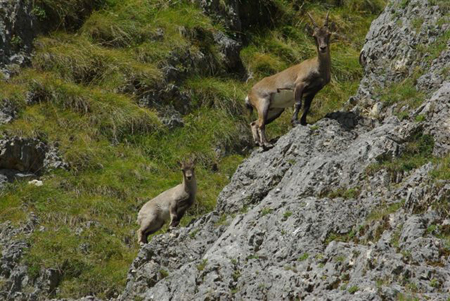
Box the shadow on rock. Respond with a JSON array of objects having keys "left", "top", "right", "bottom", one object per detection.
[{"left": 325, "top": 111, "right": 359, "bottom": 130}]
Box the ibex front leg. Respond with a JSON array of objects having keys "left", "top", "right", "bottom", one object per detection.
[
  {"left": 292, "top": 83, "right": 305, "bottom": 126},
  {"left": 169, "top": 203, "right": 179, "bottom": 229},
  {"left": 257, "top": 97, "right": 273, "bottom": 149},
  {"left": 300, "top": 93, "right": 316, "bottom": 126}
]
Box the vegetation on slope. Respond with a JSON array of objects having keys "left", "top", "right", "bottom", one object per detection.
[{"left": 0, "top": 0, "right": 385, "bottom": 298}]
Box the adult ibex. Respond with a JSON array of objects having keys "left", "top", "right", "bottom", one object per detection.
[
  {"left": 246, "top": 12, "right": 332, "bottom": 149},
  {"left": 137, "top": 158, "right": 197, "bottom": 244}
]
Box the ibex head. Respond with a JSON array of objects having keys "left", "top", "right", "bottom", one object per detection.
[
  {"left": 307, "top": 12, "right": 332, "bottom": 54},
  {"left": 179, "top": 157, "right": 196, "bottom": 182}
]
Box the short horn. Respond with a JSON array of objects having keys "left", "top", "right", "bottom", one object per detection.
[
  {"left": 325, "top": 11, "right": 329, "bottom": 27},
  {"left": 307, "top": 12, "right": 318, "bottom": 27}
]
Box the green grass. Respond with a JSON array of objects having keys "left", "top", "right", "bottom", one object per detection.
[
  {"left": 411, "top": 17, "right": 424, "bottom": 31},
  {"left": 197, "top": 259, "right": 208, "bottom": 271},
  {"left": 366, "top": 132, "right": 434, "bottom": 176},
  {"left": 322, "top": 187, "right": 360, "bottom": 199},
  {"left": 348, "top": 285, "right": 359, "bottom": 294},
  {"left": 397, "top": 293, "right": 420, "bottom": 301},
  {"left": 0, "top": 0, "right": 384, "bottom": 298},
  {"left": 378, "top": 77, "right": 425, "bottom": 110},
  {"left": 297, "top": 253, "right": 309, "bottom": 262},
  {"left": 417, "top": 21, "right": 450, "bottom": 65},
  {"left": 261, "top": 207, "right": 273, "bottom": 216},
  {"left": 431, "top": 155, "right": 450, "bottom": 180},
  {"left": 325, "top": 229, "right": 357, "bottom": 245},
  {"left": 367, "top": 200, "right": 405, "bottom": 222},
  {"left": 159, "top": 269, "right": 169, "bottom": 279},
  {"left": 283, "top": 211, "right": 292, "bottom": 219},
  {"left": 335, "top": 255, "right": 346, "bottom": 262}
]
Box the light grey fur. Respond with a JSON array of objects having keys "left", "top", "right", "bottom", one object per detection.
[{"left": 137, "top": 159, "right": 197, "bottom": 244}]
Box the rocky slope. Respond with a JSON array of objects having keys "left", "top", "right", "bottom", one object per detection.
[{"left": 121, "top": 0, "right": 450, "bottom": 300}]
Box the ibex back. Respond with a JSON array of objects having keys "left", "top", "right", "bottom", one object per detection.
[
  {"left": 246, "top": 12, "right": 332, "bottom": 149},
  {"left": 137, "top": 158, "right": 197, "bottom": 244}
]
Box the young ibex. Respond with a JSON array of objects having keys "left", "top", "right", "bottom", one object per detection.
[
  {"left": 137, "top": 158, "right": 197, "bottom": 244},
  {"left": 246, "top": 12, "right": 332, "bottom": 149}
]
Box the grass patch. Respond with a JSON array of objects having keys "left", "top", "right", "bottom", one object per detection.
[
  {"left": 391, "top": 225, "right": 403, "bottom": 249},
  {"left": 366, "top": 132, "right": 434, "bottom": 177},
  {"left": 348, "top": 285, "right": 359, "bottom": 294},
  {"left": 322, "top": 187, "right": 360, "bottom": 199},
  {"left": 367, "top": 200, "right": 405, "bottom": 222},
  {"left": 430, "top": 155, "right": 450, "bottom": 180},
  {"left": 261, "top": 207, "right": 273, "bottom": 216},
  {"left": 197, "top": 259, "right": 208, "bottom": 272},
  {"left": 159, "top": 269, "right": 169, "bottom": 279},
  {"left": 283, "top": 211, "right": 292, "bottom": 219},
  {"left": 184, "top": 77, "right": 247, "bottom": 116},
  {"left": 378, "top": 78, "right": 425, "bottom": 110},
  {"left": 411, "top": 17, "right": 424, "bottom": 31},
  {"left": 297, "top": 253, "right": 309, "bottom": 262},
  {"left": 416, "top": 24, "right": 450, "bottom": 66},
  {"left": 325, "top": 229, "right": 357, "bottom": 245}
]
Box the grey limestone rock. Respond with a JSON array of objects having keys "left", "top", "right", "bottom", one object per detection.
[
  {"left": 0, "top": 99, "right": 17, "bottom": 124},
  {"left": 356, "top": 0, "right": 449, "bottom": 115},
  {"left": 0, "top": 137, "right": 68, "bottom": 189},
  {"left": 0, "top": 0, "right": 38, "bottom": 78},
  {"left": 416, "top": 82, "right": 450, "bottom": 157}
]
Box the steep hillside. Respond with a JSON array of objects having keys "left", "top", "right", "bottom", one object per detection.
[
  {"left": 0, "top": 0, "right": 385, "bottom": 299},
  {"left": 121, "top": 0, "right": 450, "bottom": 300}
]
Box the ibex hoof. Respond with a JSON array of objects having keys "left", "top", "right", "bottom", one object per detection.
[
  {"left": 262, "top": 143, "right": 274, "bottom": 150},
  {"left": 291, "top": 120, "right": 302, "bottom": 126},
  {"left": 253, "top": 138, "right": 264, "bottom": 146}
]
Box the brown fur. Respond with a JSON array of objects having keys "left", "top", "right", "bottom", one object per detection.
[
  {"left": 246, "top": 12, "right": 332, "bottom": 149},
  {"left": 137, "top": 158, "right": 197, "bottom": 244}
]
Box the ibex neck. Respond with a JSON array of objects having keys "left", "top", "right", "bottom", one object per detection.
[
  {"left": 317, "top": 48, "right": 331, "bottom": 81},
  {"left": 182, "top": 177, "right": 197, "bottom": 194}
]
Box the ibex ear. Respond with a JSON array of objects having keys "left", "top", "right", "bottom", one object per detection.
[
  {"left": 191, "top": 155, "right": 197, "bottom": 165},
  {"left": 305, "top": 23, "right": 314, "bottom": 36},
  {"left": 328, "top": 21, "right": 336, "bottom": 32},
  {"left": 177, "top": 160, "right": 183, "bottom": 168}
]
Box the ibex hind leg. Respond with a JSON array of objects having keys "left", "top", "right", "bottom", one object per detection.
[
  {"left": 257, "top": 108, "right": 284, "bottom": 149},
  {"left": 250, "top": 121, "right": 261, "bottom": 146},
  {"left": 257, "top": 98, "right": 274, "bottom": 149},
  {"left": 138, "top": 219, "right": 164, "bottom": 244},
  {"left": 137, "top": 228, "right": 148, "bottom": 245}
]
